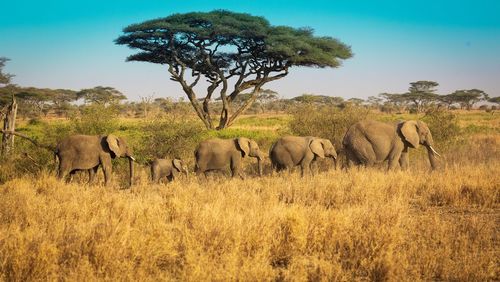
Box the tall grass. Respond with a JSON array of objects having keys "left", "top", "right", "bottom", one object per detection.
[
  {"left": 0, "top": 161, "right": 497, "bottom": 280},
  {"left": 0, "top": 110, "right": 498, "bottom": 280}
]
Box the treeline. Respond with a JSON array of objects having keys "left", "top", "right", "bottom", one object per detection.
[{"left": 1, "top": 80, "right": 498, "bottom": 120}]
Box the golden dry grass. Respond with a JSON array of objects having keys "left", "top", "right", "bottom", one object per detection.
[
  {"left": 1, "top": 160, "right": 499, "bottom": 280},
  {"left": 1, "top": 111, "right": 499, "bottom": 280}
]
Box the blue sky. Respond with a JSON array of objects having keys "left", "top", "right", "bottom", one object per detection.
[{"left": 1, "top": 0, "right": 499, "bottom": 100}]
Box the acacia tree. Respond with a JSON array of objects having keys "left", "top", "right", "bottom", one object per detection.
[
  {"left": 77, "top": 86, "right": 126, "bottom": 106},
  {"left": 447, "top": 89, "right": 488, "bottom": 110},
  {"left": 116, "top": 10, "right": 352, "bottom": 129},
  {"left": 404, "top": 81, "right": 439, "bottom": 113}
]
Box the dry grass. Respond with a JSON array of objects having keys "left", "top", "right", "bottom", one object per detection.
[
  {"left": 1, "top": 162, "right": 498, "bottom": 280},
  {"left": 0, "top": 111, "right": 499, "bottom": 280}
]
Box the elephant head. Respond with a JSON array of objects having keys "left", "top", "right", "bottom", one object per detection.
[
  {"left": 400, "top": 120, "right": 440, "bottom": 169},
  {"left": 173, "top": 158, "right": 189, "bottom": 177},
  {"left": 309, "top": 138, "right": 338, "bottom": 168},
  {"left": 236, "top": 137, "right": 264, "bottom": 176},
  {"left": 106, "top": 135, "right": 135, "bottom": 186}
]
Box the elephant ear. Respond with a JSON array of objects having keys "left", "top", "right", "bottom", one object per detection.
[
  {"left": 172, "top": 159, "right": 182, "bottom": 172},
  {"left": 106, "top": 135, "right": 122, "bottom": 157},
  {"left": 236, "top": 137, "right": 250, "bottom": 158},
  {"left": 309, "top": 138, "right": 325, "bottom": 158},
  {"left": 401, "top": 121, "right": 420, "bottom": 149}
]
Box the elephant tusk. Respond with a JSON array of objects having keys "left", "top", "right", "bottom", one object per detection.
[
  {"left": 429, "top": 146, "right": 441, "bottom": 157},
  {"left": 129, "top": 156, "right": 136, "bottom": 161}
]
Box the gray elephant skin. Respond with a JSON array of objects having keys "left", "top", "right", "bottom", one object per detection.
[
  {"left": 56, "top": 134, "right": 135, "bottom": 186},
  {"left": 194, "top": 137, "right": 264, "bottom": 178},
  {"left": 151, "top": 158, "right": 188, "bottom": 183},
  {"left": 342, "top": 120, "right": 440, "bottom": 170},
  {"left": 269, "top": 136, "right": 337, "bottom": 176}
]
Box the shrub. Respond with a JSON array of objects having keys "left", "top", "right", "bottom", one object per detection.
[
  {"left": 69, "top": 104, "right": 119, "bottom": 135},
  {"left": 135, "top": 116, "right": 204, "bottom": 163},
  {"left": 289, "top": 104, "right": 371, "bottom": 148},
  {"left": 422, "top": 108, "right": 461, "bottom": 148}
]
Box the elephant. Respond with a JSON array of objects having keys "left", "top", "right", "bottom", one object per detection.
[
  {"left": 55, "top": 134, "right": 135, "bottom": 186},
  {"left": 150, "top": 158, "right": 188, "bottom": 183},
  {"left": 342, "top": 120, "right": 440, "bottom": 170},
  {"left": 269, "top": 136, "right": 337, "bottom": 176},
  {"left": 194, "top": 137, "right": 264, "bottom": 178}
]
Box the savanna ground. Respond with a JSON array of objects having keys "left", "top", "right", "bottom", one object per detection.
[{"left": 0, "top": 109, "right": 499, "bottom": 280}]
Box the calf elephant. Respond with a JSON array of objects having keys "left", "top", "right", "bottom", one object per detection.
[
  {"left": 194, "top": 137, "right": 264, "bottom": 178},
  {"left": 150, "top": 158, "right": 188, "bottom": 183},
  {"left": 270, "top": 136, "right": 337, "bottom": 176},
  {"left": 342, "top": 120, "right": 440, "bottom": 170},
  {"left": 56, "top": 134, "right": 135, "bottom": 186}
]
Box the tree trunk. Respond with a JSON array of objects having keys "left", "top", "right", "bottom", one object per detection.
[{"left": 1, "top": 96, "right": 18, "bottom": 156}]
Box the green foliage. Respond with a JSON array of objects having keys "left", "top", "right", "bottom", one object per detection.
[
  {"left": 289, "top": 104, "right": 371, "bottom": 148},
  {"left": 77, "top": 86, "right": 126, "bottom": 106},
  {"left": 69, "top": 104, "right": 120, "bottom": 135},
  {"left": 116, "top": 10, "right": 352, "bottom": 129},
  {"left": 422, "top": 108, "right": 461, "bottom": 148},
  {"left": 444, "top": 89, "right": 488, "bottom": 110},
  {"left": 0, "top": 57, "right": 13, "bottom": 85},
  {"left": 135, "top": 117, "right": 204, "bottom": 163}
]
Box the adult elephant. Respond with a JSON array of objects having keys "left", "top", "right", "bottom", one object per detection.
[
  {"left": 194, "top": 137, "right": 264, "bottom": 178},
  {"left": 269, "top": 136, "right": 337, "bottom": 176},
  {"left": 342, "top": 120, "right": 440, "bottom": 170},
  {"left": 56, "top": 134, "right": 135, "bottom": 186}
]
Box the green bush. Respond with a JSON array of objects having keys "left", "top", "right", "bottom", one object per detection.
[
  {"left": 422, "top": 108, "right": 462, "bottom": 148},
  {"left": 69, "top": 104, "right": 119, "bottom": 135},
  {"left": 289, "top": 104, "right": 371, "bottom": 148},
  {"left": 134, "top": 116, "right": 204, "bottom": 163}
]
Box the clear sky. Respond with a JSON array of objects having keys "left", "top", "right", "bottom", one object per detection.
[{"left": 1, "top": 0, "right": 499, "bottom": 101}]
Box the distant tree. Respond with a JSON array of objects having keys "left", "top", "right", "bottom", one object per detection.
[
  {"left": 292, "top": 94, "right": 344, "bottom": 105},
  {"left": 447, "top": 89, "right": 488, "bottom": 110},
  {"left": 379, "top": 93, "right": 408, "bottom": 113},
  {"left": 347, "top": 98, "right": 365, "bottom": 106},
  {"left": 367, "top": 96, "right": 383, "bottom": 109},
  {"left": 77, "top": 86, "right": 126, "bottom": 106},
  {"left": 0, "top": 57, "right": 14, "bottom": 85},
  {"left": 403, "top": 81, "right": 439, "bottom": 113},
  {"left": 116, "top": 10, "right": 352, "bottom": 129},
  {"left": 488, "top": 96, "right": 500, "bottom": 105}
]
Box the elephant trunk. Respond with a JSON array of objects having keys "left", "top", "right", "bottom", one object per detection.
[
  {"left": 128, "top": 157, "right": 134, "bottom": 186},
  {"left": 425, "top": 146, "right": 439, "bottom": 170}
]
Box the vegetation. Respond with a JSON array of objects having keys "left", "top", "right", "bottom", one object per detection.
[
  {"left": 115, "top": 10, "right": 352, "bottom": 129},
  {"left": 0, "top": 108, "right": 498, "bottom": 280}
]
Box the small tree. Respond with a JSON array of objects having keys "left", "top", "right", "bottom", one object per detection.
[
  {"left": 116, "top": 10, "right": 352, "bottom": 129},
  {"left": 77, "top": 86, "right": 127, "bottom": 106}
]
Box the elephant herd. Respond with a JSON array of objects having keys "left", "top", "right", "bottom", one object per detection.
[{"left": 52, "top": 119, "right": 440, "bottom": 186}]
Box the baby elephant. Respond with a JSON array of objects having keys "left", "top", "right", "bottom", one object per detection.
[{"left": 150, "top": 158, "right": 188, "bottom": 183}]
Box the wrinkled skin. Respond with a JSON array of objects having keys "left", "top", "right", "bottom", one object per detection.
[
  {"left": 194, "top": 137, "right": 264, "bottom": 179},
  {"left": 56, "top": 134, "right": 135, "bottom": 186},
  {"left": 151, "top": 158, "right": 188, "bottom": 183},
  {"left": 270, "top": 136, "right": 337, "bottom": 176},
  {"left": 342, "top": 120, "right": 439, "bottom": 170}
]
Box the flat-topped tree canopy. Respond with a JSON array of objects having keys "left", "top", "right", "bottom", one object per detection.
[{"left": 116, "top": 10, "right": 352, "bottom": 129}]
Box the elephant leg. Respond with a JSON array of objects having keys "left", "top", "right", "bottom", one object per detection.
[
  {"left": 58, "top": 162, "right": 72, "bottom": 183},
  {"left": 167, "top": 174, "right": 174, "bottom": 182},
  {"left": 88, "top": 166, "right": 98, "bottom": 184},
  {"left": 230, "top": 156, "right": 244, "bottom": 179},
  {"left": 399, "top": 149, "right": 409, "bottom": 170},
  {"left": 387, "top": 150, "right": 402, "bottom": 170},
  {"left": 100, "top": 156, "right": 113, "bottom": 186}
]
